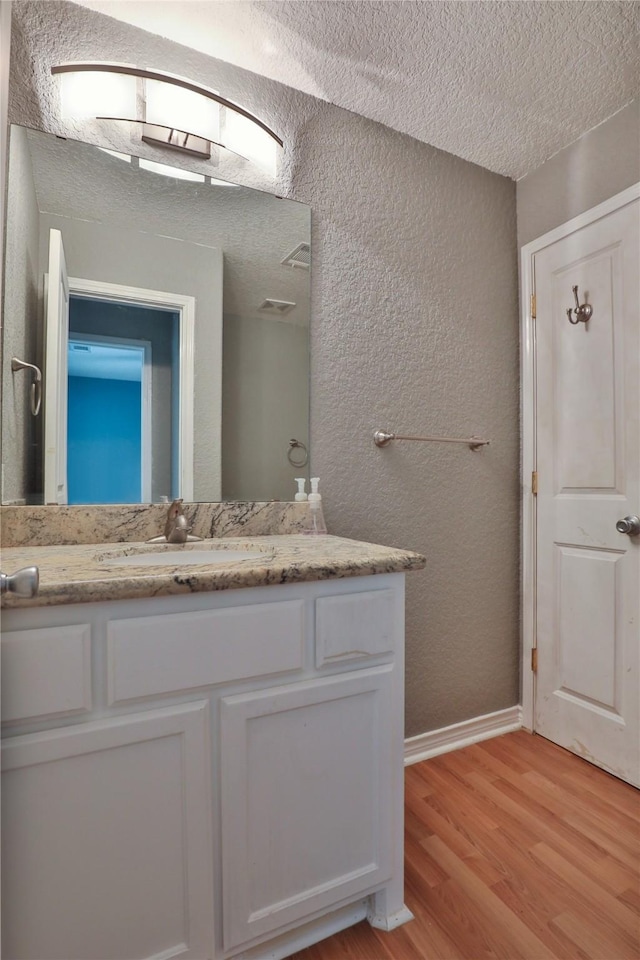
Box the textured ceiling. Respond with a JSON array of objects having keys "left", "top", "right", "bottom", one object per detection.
[{"left": 71, "top": 0, "right": 640, "bottom": 179}]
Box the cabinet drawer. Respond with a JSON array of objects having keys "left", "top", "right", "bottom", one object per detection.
[
  {"left": 108, "top": 600, "right": 305, "bottom": 704},
  {"left": 315, "top": 589, "right": 396, "bottom": 667},
  {"left": 1, "top": 624, "right": 92, "bottom": 724}
]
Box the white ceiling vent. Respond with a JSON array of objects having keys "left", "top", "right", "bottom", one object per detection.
[
  {"left": 281, "top": 242, "right": 310, "bottom": 270},
  {"left": 258, "top": 298, "right": 296, "bottom": 316}
]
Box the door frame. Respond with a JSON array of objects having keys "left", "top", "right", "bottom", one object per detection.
[
  {"left": 520, "top": 181, "right": 640, "bottom": 731},
  {"left": 67, "top": 277, "right": 197, "bottom": 501}
]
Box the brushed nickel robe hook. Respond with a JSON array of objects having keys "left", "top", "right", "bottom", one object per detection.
[{"left": 566, "top": 285, "right": 593, "bottom": 325}]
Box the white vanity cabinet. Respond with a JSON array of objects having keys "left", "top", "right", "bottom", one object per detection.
[
  {"left": 219, "top": 666, "right": 394, "bottom": 951},
  {"left": 2, "top": 702, "right": 215, "bottom": 960},
  {"left": 1, "top": 573, "right": 409, "bottom": 960}
]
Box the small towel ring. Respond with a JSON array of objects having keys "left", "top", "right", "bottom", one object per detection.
[{"left": 287, "top": 438, "right": 308, "bottom": 468}]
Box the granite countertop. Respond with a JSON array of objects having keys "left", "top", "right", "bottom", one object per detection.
[{"left": 1, "top": 535, "right": 426, "bottom": 608}]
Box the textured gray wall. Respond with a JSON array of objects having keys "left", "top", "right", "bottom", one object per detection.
[
  {"left": 222, "top": 313, "right": 309, "bottom": 501},
  {"left": 517, "top": 100, "right": 640, "bottom": 247},
  {"left": 2, "top": 124, "right": 40, "bottom": 503},
  {"left": 0, "top": 1, "right": 11, "bottom": 346},
  {"left": 7, "top": 0, "right": 520, "bottom": 736}
]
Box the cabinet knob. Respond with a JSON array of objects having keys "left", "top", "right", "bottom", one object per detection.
[{"left": 0, "top": 566, "right": 39, "bottom": 597}]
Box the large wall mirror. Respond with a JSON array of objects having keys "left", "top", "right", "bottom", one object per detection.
[{"left": 2, "top": 125, "right": 310, "bottom": 505}]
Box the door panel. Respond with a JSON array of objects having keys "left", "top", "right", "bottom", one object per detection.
[
  {"left": 553, "top": 250, "right": 619, "bottom": 490},
  {"left": 556, "top": 546, "right": 620, "bottom": 711},
  {"left": 534, "top": 197, "right": 639, "bottom": 786}
]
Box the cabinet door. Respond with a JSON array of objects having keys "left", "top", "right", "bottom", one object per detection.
[
  {"left": 220, "top": 667, "right": 394, "bottom": 952},
  {"left": 2, "top": 702, "right": 214, "bottom": 960}
]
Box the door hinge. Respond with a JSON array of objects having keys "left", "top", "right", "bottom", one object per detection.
[
  {"left": 532, "top": 471, "right": 538, "bottom": 495},
  {"left": 531, "top": 647, "right": 538, "bottom": 673},
  {"left": 530, "top": 294, "right": 536, "bottom": 319}
]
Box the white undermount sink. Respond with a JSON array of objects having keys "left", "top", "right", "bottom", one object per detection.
[{"left": 97, "top": 543, "right": 270, "bottom": 567}]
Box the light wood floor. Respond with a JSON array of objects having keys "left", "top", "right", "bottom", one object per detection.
[{"left": 290, "top": 730, "right": 640, "bottom": 960}]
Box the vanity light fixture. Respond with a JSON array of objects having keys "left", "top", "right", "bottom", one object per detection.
[
  {"left": 98, "top": 146, "right": 239, "bottom": 185},
  {"left": 138, "top": 157, "right": 206, "bottom": 182},
  {"left": 52, "top": 63, "right": 283, "bottom": 175}
]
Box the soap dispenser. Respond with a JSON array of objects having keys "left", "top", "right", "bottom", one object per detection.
[
  {"left": 303, "top": 477, "right": 327, "bottom": 535},
  {"left": 294, "top": 478, "right": 308, "bottom": 501}
]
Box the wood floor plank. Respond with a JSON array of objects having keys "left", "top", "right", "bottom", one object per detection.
[
  {"left": 505, "top": 732, "right": 638, "bottom": 815},
  {"left": 291, "top": 920, "right": 395, "bottom": 960},
  {"left": 530, "top": 841, "right": 640, "bottom": 942},
  {"left": 619, "top": 885, "right": 640, "bottom": 913},
  {"left": 456, "top": 824, "right": 598, "bottom": 925},
  {"left": 411, "top": 761, "right": 502, "bottom": 834},
  {"left": 486, "top": 772, "right": 640, "bottom": 881},
  {"left": 474, "top": 731, "right": 535, "bottom": 774},
  {"left": 462, "top": 770, "right": 625, "bottom": 876},
  {"left": 407, "top": 792, "right": 494, "bottom": 866},
  {"left": 422, "top": 834, "right": 558, "bottom": 959},
  {"left": 405, "top": 767, "right": 434, "bottom": 803},
  {"left": 562, "top": 810, "right": 640, "bottom": 871},
  {"left": 406, "top": 863, "right": 529, "bottom": 959},
  {"left": 403, "top": 860, "right": 481, "bottom": 958},
  {"left": 368, "top": 918, "right": 436, "bottom": 960},
  {"left": 405, "top": 828, "right": 449, "bottom": 889},
  {"left": 407, "top": 761, "right": 437, "bottom": 796},
  {"left": 460, "top": 739, "right": 549, "bottom": 788},
  {"left": 550, "top": 911, "right": 640, "bottom": 960},
  {"left": 424, "top": 782, "right": 544, "bottom": 854},
  {"left": 489, "top": 878, "right": 591, "bottom": 960},
  {"left": 522, "top": 768, "right": 640, "bottom": 857},
  {"left": 558, "top": 762, "right": 640, "bottom": 817},
  {"left": 289, "top": 732, "right": 639, "bottom": 960}
]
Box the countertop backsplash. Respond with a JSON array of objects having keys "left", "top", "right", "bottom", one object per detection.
[{"left": 0, "top": 502, "right": 312, "bottom": 548}]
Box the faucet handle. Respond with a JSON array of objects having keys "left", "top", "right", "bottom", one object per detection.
[{"left": 164, "top": 498, "right": 184, "bottom": 540}]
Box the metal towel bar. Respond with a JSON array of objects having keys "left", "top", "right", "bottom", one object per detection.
[{"left": 373, "top": 429, "right": 490, "bottom": 451}]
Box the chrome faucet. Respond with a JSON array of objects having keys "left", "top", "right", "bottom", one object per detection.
[
  {"left": 147, "top": 499, "right": 202, "bottom": 544},
  {"left": 164, "top": 499, "right": 191, "bottom": 544}
]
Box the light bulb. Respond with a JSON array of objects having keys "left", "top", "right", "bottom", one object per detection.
[
  {"left": 224, "top": 109, "right": 280, "bottom": 175},
  {"left": 60, "top": 70, "right": 136, "bottom": 120},
  {"left": 138, "top": 158, "right": 206, "bottom": 182},
  {"left": 145, "top": 79, "right": 219, "bottom": 142}
]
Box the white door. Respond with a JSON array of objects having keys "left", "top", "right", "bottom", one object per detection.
[
  {"left": 44, "top": 228, "right": 69, "bottom": 504},
  {"left": 533, "top": 195, "right": 639, "bottom": 786}
]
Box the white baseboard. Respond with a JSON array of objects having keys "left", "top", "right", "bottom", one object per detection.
[{"left": 404, "top": 705, "right": 523, "bottom": 766}]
